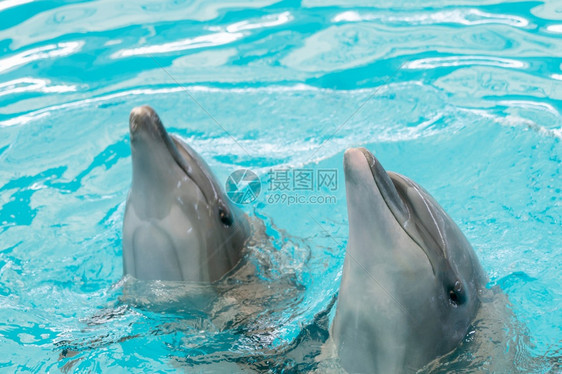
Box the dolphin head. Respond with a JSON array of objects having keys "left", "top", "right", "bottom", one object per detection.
[
  {"left": 123, "top": 105, "right": 249, "bottom": 282},
  {"left": 332, "top": 147, "right": 486, "bottom": 373}
]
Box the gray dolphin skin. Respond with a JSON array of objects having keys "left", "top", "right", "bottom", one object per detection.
[
  {"left": 332, "top": 147, "right": 487, "bottom": 373},
  {"left": 123, "top": 105, "right": 250, "bottom": 282}
]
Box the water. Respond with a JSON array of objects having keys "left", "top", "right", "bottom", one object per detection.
[{"left": 0, "top": 0, "right": 561, "bottom": 372}]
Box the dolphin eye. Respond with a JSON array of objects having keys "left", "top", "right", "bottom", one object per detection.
[
  {"left": 218, "top": 205, "right": 233, "bottom": 227},
  {"left": 448, "top": 281, "right": 464, "bottom": 307}
]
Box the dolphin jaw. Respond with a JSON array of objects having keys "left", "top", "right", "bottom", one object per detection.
[
  {"left": 345, "top": 148, "right": 410, "bottom": 226},
  {"left": 344, "top": 148, "right": 414, "bottom": 237},
  {"left": 344, "top": 148, "right": 420, "bottom": 263}
]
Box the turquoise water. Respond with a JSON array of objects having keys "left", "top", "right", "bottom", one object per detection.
[{"left": 1, "top": 0, "right": 561, "bottom": 372}]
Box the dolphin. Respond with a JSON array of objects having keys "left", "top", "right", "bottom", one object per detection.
[
  {"left": 122, "top": 105, "right": 250, "bottom": 282},
  {"left": 331, "top": 147, "right": 487, "bottom": 373}
]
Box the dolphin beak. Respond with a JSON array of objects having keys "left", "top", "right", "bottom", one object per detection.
[
  {"left": 128, "top": 105, "right": 183, "bottom": 163},
  {"left": 344, "top": 147, "right": 409, "bottom": 225},
  {"left": 129, "top": 105, "right": 170, "bottom": 142}
]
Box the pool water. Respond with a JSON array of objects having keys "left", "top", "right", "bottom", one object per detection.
[{"left": 0, "top": 0, "right": 561, "bottom": 372}]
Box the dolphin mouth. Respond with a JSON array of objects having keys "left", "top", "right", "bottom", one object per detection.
[
  {"left": 344, "top": 147, "right": 411, "bottom": 239},
  {"left": 355, "top": 148, "right": 410, "bottom": 226}
]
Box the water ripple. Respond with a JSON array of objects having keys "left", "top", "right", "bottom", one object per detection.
[
  {"left": 111, "top": 31, "right": 244, "bottom": 59},
  {"left": 0, "top": 1, "right": 561, "bottom": 370},
  {"left": 546, "top": 25, "right": 562, "bottom": 33},
  {"left": 222, "top": 11, "right": 293, "bottom": 33},
  {"left": 0, "top": 41, "right": 84, "bottom": 74},
  {"left": 304, "top": 0, "right": 532, "bottom": 7},
  {"left": 0, "top": 82, "right": 465, "bottom": 167},
  {"left": 282, "top": 22, "right": 547, "bottom": 73},
  {"left": 333, "top": 9, "right": 529, "bottom": 27},
  {"left": 112, "top": 11, "right": 292, "bottom": 59},
  {"left": 0, "top": 0, "right": 281, "bottom": 49},
  {"left": 404, "top": 55, "right": 527, "bottom": 69},
  {"left": 434, "top": 66, "right": 562, "bottom": 102},
  {"left": 0, "top": 0, "right": 34, "bottom": 12},
  {"left": 0, "top": 86, "right": 185, "bottom": 127},
  {"left": 0, "top": 77, "right": 76, "bottom": 97}
]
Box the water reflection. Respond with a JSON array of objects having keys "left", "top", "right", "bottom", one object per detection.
[
  {"left": 111, "top": 31, "right": 244, "bottom": 58},
  {"left": 404, "top": 55, "right": 527, "bottom": 69},
  {"left": 0, "top": 0, "right": 34, "bottom": 12},
  {"left": 332, "top": 9, "right": 529, "bottom": 27},
  {"left": 224, "top": 11, "right": 292, "bottom": 33},
  {"left": 0, "top": 41, "right": 84, "bottom": 74},
  {"left": 112, "top": 11, "right": 293, "bottom": 59},
  {"left": 0, "top": 77, "right": 76, "bottom": 97},
  {"left": 546, "top": 25, "right": 562, "bottom": 33}
]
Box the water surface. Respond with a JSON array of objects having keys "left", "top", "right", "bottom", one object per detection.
[{"left": 0, "top": 0, "right": 561, "bottom": 372}]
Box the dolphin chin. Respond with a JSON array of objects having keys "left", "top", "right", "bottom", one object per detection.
[
  {"left": 332, "top": 147, "right": 486, "bottom": 373},
  {"left": 123, "top": 105, "right": 250, "bottom": 282}
]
